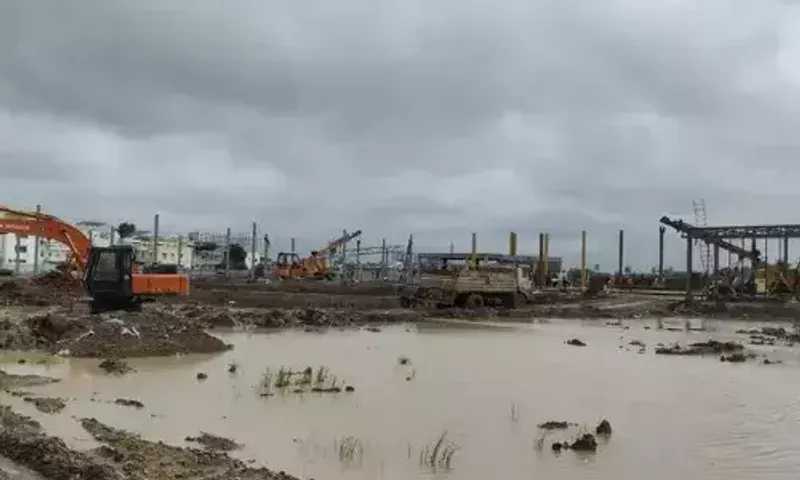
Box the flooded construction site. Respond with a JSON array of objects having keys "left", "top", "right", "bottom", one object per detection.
[{"left": 0, "top": 273, "right": 800, "bottom": 479}]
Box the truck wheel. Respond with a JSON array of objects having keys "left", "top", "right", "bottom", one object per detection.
[{"left": 501, "top": 293, "right": 519, "bottom": 309}]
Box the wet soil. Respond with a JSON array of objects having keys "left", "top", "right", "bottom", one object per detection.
[
  {"left": 0, "top": 406, "right": 298, "bottom": 480},
  {"left": 98, "top": 359, "right": 133, "bottom": 375},
  {"left": 0, "top": 309, "right": 231, "bottom": 358},
  {"left": 21, "top": 397, "right": 65, "bottom": 415},
  {"left": 83, "top": 418, "right": 297, "bottom": 479},
  {"left": 0, "top": 371, "right": 58, "bottom": 391},
  {"left": 2, "top": 272, "right": 800, "bottom": 364},
  {"left": 113, "top": 399, "right": 144, "bottom": 409},
  {"left": 0, "top": 273, "right": 83, "bottom": 308},
  {"left": 654, "top": 340, "right": 745, "bottom": 356},
  {"left": 184, "top": 432, "right": 242, "bottom": 452}
]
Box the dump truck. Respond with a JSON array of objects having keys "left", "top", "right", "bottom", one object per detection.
[{"left": 399, "top": 267, "right": 533, "bottom": 309}]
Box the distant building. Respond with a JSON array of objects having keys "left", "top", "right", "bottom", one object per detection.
[{"left": 0, "top": 224, "right": 195, "bottom": 273}]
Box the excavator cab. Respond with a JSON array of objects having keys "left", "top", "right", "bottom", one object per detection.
[
  {"left": 84, "top": 245, "right": 138, "bottom": 312},
  {"left": 84, "top": 245, "right": 190, "bottom": 313},
  {"left": 276, "top": 252, "right": 302, "bottom": 267},
  {"left": 274, "top": 252, "right": 302, "bottom": 280}
]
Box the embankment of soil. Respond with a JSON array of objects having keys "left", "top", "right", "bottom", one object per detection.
[
  {"left": 171, "top": 303, "right": 423, "bottom": 328},
  {"left": 0, "top": 273, "right": 82, "bottom": 307},
  {"left": 0, "top": 401, "right": 297, "bottom": 480},
  {"left": 0, "top": 309, "right": 231, "bottom": 358}
]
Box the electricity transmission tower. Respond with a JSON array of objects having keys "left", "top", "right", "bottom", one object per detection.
[{"left": 692, "top": 199, "right": 711, "bottom": 274}]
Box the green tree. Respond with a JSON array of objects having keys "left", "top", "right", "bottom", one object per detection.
[
  {"left": 116, "top": 222, "right": 137, "bottom": 239},
  {"left": 221, "top": 243, "right": 248, "bottom": 270}
]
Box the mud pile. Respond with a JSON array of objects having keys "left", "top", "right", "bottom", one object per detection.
[
  {"left": 182, "top": 288, "right": 401, "bottom": 310},
  {"left": 171, "top": 304, "right": 423, "bottom": 329},
  {"left": 655, "top": 340, "right": 745, "bottom": 356},
  {"left": 670, "top": 299, "right": 800, "bottom": 320},
  {"left": 82, "top": 418, "right": 298, "bottom": 479},
  {"left": 0, "top": 406, "right": 117, "bottom": 479},
  {"left": 0, "top": 272, "right": 82, "bottom": 307},
  {"left": 0, "top": 405, "right": 297, "bottom": 480},
  {"left": 0, "top": 309, "right": 231, "bottom": 358}
]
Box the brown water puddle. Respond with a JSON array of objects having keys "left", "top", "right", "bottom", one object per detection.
[{"left": 3, "top": 318, "right": 800, "bottom": 480}]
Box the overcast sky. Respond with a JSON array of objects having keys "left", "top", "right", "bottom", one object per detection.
[{"left": 1, "top": 0, "right": 799, "bottom": 270}]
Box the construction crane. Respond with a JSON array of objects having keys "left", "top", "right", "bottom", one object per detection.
[
  {"left": 273, "top": 229, "right": 363, "bottom": 280},
  {"left": 0, "top": 205, "right": 189, "bottom": 312}
]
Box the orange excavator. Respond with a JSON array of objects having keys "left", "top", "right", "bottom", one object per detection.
[
  {"left": 0, "top": 205, "right": 189, "bottom": 313},
  {"left": 273, "top": 229, "right": 362, "bottom": 280}
]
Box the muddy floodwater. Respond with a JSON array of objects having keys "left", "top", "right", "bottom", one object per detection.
[{"left": 3, "top": 318, "right": 800, "bottom": 480}]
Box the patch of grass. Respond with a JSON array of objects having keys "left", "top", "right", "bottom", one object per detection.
[
  {"left": 258, "top": 365, "right": 349, "bottom": 395},
  {"left": 335, "top": 436, "right": 364, "bottom": 465},
  {"left": 259, "top": 368, "right": 275, "bottom": 396},
  {"left": 419, "top": 430, "right": 458, "bottom": 471}
]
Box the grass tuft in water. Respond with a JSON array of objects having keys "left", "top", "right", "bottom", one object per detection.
[
  {"left": 419, "top": 430, "right": 458, "bottom": 471},
  {"left": 259, "top": 368, "right": 275, "bottom": 396},
  {"left": 257, "top": 365, "right": 351, "bottom": 395},
  {"left": 335, "top": 436, "right": 364, "bottom": 465}
]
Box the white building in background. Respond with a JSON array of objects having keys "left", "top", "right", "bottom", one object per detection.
[
  {"left": 133, "top": 236, "right": 194, "bottom": 268},
  {"left": 0, "top": 224, "right": 194, "bottom": 274}
]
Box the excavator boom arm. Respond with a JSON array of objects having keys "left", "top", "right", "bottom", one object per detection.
[{"left": 0, "top": 205, "right": 92, "bottom": 271}]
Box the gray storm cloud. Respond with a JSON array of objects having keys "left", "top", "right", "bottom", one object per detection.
[{"left": 1, "top": 0, "right": 799, "bottom": 269}]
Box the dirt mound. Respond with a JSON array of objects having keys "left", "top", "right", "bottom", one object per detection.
[
  {"left": 655, "top": 340, "right": 745, "bottom": 356},
  {"left": 0, "top": 406, "right": 297, "bottom": 480},
  {"left": 172, "top": 304, "right": 423, "bottom": 329},
  {"left": 181, "top": 288, "right": 401, "bottom": 309},
  {"left": 81, "top": 417, "right": 298, "bottom": 479},
  {"left": 0, "top": 273, "right": 82, "bottom": 307},
  {"left": 1, "top": 309, "right": 232, "bottom": 358},
  {"left": 0, "top": 406, "right": 118, "bottom": 480}
]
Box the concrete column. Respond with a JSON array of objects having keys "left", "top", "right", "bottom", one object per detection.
[
  {"left": 225, "top": 228, "right": 231, "bottom": 277},
  {"left": 470, "top": 232, "right": 477, "bottom": 268},
  {"left": 537, "top": 233, "right": 545, "bottom": 286},
  {"left": 713, "top": 244, "right": 720, "bottom": 274},
  {"left": 617, "top": 229, "right": 624, "bottom": 276},
  {"left": 177, "top": 236, "right": 184, "bottom": 267},
  {"left": 32, "top": 204, "right": 41, "bottom": 275},
  {"left": 509, "top": 232, "right": 517, "bottom": 257},
  {"left": 685, "top": 236, "right": 693, "bottom": 300},
  {"left": 153, "top": 213, "right": 160, "bottom": 265},
  {"left": 542, "top": 233, "right": 550, "bottom": 282},
  {"left": 13, "top": 235, "right": 21, "bottom": 275},
  {"left": 355, "top": 239, "right": 361, "bottom": 281},
  {"left": 341, "top": 229, "right": 348, "bottom": 264},
  {"left": 580, "top": 230, "right": 587, "bottom": 291},
  {"left": 290, "top": 237, "right": 296, "bottom": 254},
  {"left": 783, "top": 237, "right": 789, "bottom": 264},
  {"left": 449, "top": 242, "right": 454, "bottom": 254},
  {"left": 658, "top": 226, "right": 665, "bottom": 280},
  {"left": 250, "top": 222, "right": 257, "bottom": 280}
]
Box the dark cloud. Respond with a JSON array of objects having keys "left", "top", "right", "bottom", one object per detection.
[{"left": 0, "top": 0, "right": 798, "bottom": 270}]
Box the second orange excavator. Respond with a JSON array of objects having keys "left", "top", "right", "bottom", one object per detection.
[
  {"left": 273, "top": 230, "right": 362, "bottom": 280},
  {"left": 0, "top": 205, "right": 189, "bottom": 313}
]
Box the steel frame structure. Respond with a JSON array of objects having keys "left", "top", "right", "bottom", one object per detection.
[{"left": 688, "top": 225, "right": 800, "bottom": 239}]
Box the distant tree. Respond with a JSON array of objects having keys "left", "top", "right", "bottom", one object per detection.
[
  {"left": 217, "top": 243, "right": 248, "bottom": 270},
  {"left": 194, "top": 241, "right": 219, "bottom": 252},
  {"left": 228, "top": 244, "right": 248, "bottom": 270},
  {"left": 117, "top": 222, "right": 137, "bottom": 239}
]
